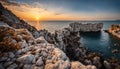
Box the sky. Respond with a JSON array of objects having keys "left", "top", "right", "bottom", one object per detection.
[{"left": 0, "top": 0, "right": 120, "bottom": 21}]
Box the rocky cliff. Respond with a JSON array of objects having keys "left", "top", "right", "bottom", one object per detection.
[
  {"left": 108, "top": 24, "right": 120, "bottom": 38},
  {"left": 69, "top": 22, "right": 103, "bottom": 32},
  {"left": 0, "top": 25, "right": 97, "bottom": 69}
]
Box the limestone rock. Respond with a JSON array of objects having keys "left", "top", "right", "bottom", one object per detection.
[
  {"left": 4, "top": 61, "right": 13, "bottom": 67},
  {"left": 103, "top": 60, "right": 111, "bottom": 69},
  {"left": 17, "top": 54, "right": 34, "bottom": 64},
  {"left": 7, "top": 63, "right": 18, "bottom": 69},
  {"left": 71, "top": 61, "right": 96, "bottom": 69},
  {"left": 35, "top": 36, "right": 47, "bottom": 44},
  {"left": 8, "top": 52, "right": 15, "bottom": 58},
  {"left": 23, "top": 64, "right": 32, "bottom": 69},
  {"left": 36, "top": 57, "right": 44, "bottom": 66},
  {"left": 69, "top": 22, "right": 103, "bottom": 32},
  {"left": 18, "top": 40, "right": 28, "bottom": 48}
]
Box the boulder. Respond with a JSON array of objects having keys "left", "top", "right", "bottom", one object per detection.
[
  {"left": 7, "top": 63, "right": 18, "bottom": 69},
  {"left": 8, "top": 52, "right": 15, "bottom": 58},
  {"left": 17, "top": 54, "right": 35, "bottom": 64},
  {"left": 103, "top": 60, "right": 111, "bottom": 69},
  {"left": 35, "top": 36, "right": 47, "bottom": 44},
  {"left": 36, "top": 57, "right": 44, "bottom": 66},
  {"left": 71, "top": 61, "right": 96, "bottom": 69}
]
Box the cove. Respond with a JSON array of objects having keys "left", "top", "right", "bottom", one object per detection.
[{"left": 80, "top": 31, "right": 120, "bottom": 60}]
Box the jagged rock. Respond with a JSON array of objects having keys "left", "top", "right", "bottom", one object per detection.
[
  {"left": 104, "top": 60, "right": 111, "bottom": 69},
  {"left": 3, "top": 61, "right": 13, "bottom": 67},
  {"left": 0, "top": 26, "right": 98, "bottom": 69},
  {"left": 33, "top": 31, "right": 40, "bottom": 38},
  {"left": 23, "top": 64, "right": 32, "bottom": 69},
  {"left": 71, "top": 61, "right": 96, "bottom": 69},
  {"left": 33, "top": 66, "right": 43, "bottom": 69},
  {"left": 36, "top": 57, "right": 44, "bottom": 66},
  {"left": 112, "top": 49, "right": 119, "bottom": 54},
  {"left": 7, "top": 63, "right": 18, "bottom": 69},
  {"left": 84, "top": 59, "right": 92, "bottom": 65},
  {"left": 69, "top": 22, "right": 103, "bottom": 32},
  {"left": 108, "top": 24, "right": 120, "bottom": 39},
  {"left": 18, "top": 40, "right": 28, "bottom": 48},
  {"left": 53, "top": 48, "right": 68, "bottom": 61},
  {"left": 35, "top": 36, "right": 47, "bottom": 44},
  {"left": 16, "top": 49, "right": 22, "bottom": 55},
  {"left": 92, "top": 56, "right": 101, "bottom": 69},
  {"left": 86, "top": 65, "right": 97, "bottom": 69},
  {"left": 45, "top": 60, "right": 70, "bottom": 69},
  {"left": 17, "top": 54, "right": 35, "bottom": 64},
  {"left": 8, "top": 52, "right": 15, "bottom": 58},
  {"left": 0, "top": 57, "right": 8, "bottom": 62}
]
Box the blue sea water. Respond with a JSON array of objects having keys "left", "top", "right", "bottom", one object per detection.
[{"left": 29, "top": 21, "right": 120, "bottom": 59}]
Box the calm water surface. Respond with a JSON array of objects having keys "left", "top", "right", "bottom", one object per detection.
[{"left": 29, "top": 21, "right": 120, "bottom": 59}]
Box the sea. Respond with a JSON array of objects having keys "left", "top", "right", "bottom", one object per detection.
[{"left": 28, "top": 21, "right": 120, "bottom": 60}]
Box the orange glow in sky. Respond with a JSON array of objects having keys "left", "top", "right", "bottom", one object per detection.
[{"left": 1, "top": 0, "right": 120, "bottom": 21}]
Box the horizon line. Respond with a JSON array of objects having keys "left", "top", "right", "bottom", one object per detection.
[{"left": 26, "top": 19, "right": 120, "bottom": 22}]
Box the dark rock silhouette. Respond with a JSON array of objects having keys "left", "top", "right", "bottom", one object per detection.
[{"left": 0, "top": 3, "right": 39, "bottom": 38}]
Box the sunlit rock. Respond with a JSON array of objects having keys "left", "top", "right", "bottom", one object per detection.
[
  {"left": 17, "top": 54, "right": 35, "bottom": 64},
  {"left": 69, "top": 22, "right": 103, "bottom": 32}
]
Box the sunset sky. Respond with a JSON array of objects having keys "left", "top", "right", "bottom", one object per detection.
[{"left": 1, "top": 0, "right": 120, "bottom": 21}]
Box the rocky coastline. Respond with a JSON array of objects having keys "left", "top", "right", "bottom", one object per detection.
[
  {"left": 108, "top": 24, "right": 120, "bottom": 39},
  {"left": 0, "top": 2, "right": 120, "bottom": 69},
  {"left": 69, "top": 22, "right": 103, "bottom": 32}
]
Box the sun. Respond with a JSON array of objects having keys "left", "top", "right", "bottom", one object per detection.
[{"left": 35, "top": 17, "right": 40, "bottom": 21}]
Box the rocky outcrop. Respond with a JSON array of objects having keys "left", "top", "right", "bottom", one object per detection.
[
  {"left": 71, "top": 61, "right": 96, "bottom": 69},
  {"left": 69, "top": 22, "right": 103, "bottom": 32},
  {"left": 103, "top": 58, "right": 120, "bottom": 69},
  {"left": 39, "top": 27, "right": 102, "bottom": 69},
  {"left": 108, "top": 24, "right": 120, "bottom": 38},
  {"left": 0, "top": 26, "right": 96, "bottom": 69}
]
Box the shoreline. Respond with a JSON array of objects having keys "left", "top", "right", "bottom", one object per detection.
[{"left": 105, "top": 24, "right": 120, "bottom": 39}]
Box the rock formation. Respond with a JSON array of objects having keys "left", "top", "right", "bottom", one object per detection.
[
  {"left": 0, "top": 26, "right": 96, "bottom": 69},
  {"left": 108, "top": 24, "right": 120, "bottom": 38},
  {"left": 39, "top": 27, "right": 102, "bottom": 69},
  {"left": 69, "top": 22, "right": 103, "bottom": 32}
]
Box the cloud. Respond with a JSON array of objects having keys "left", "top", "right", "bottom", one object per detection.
[
  {"left": 0, "top": 0, "right": 20, "bottom": 6},
  {"left": 0, "top": 0, "right": 64, "bottom": 20},
  {"left": 54, "top": 13, "right": 63, "bottom": 15}
]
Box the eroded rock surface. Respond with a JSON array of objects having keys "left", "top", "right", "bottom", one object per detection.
[
  {"left": 69, "top": 22, "right": 103, "bottom": 32},
  {"left": 0, "top": 26, "right": 97, "bottom": 69}
]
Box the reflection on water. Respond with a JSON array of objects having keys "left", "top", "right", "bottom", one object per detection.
[{"left": 35, "top": 21, "right": 41, "bottom": 30}]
